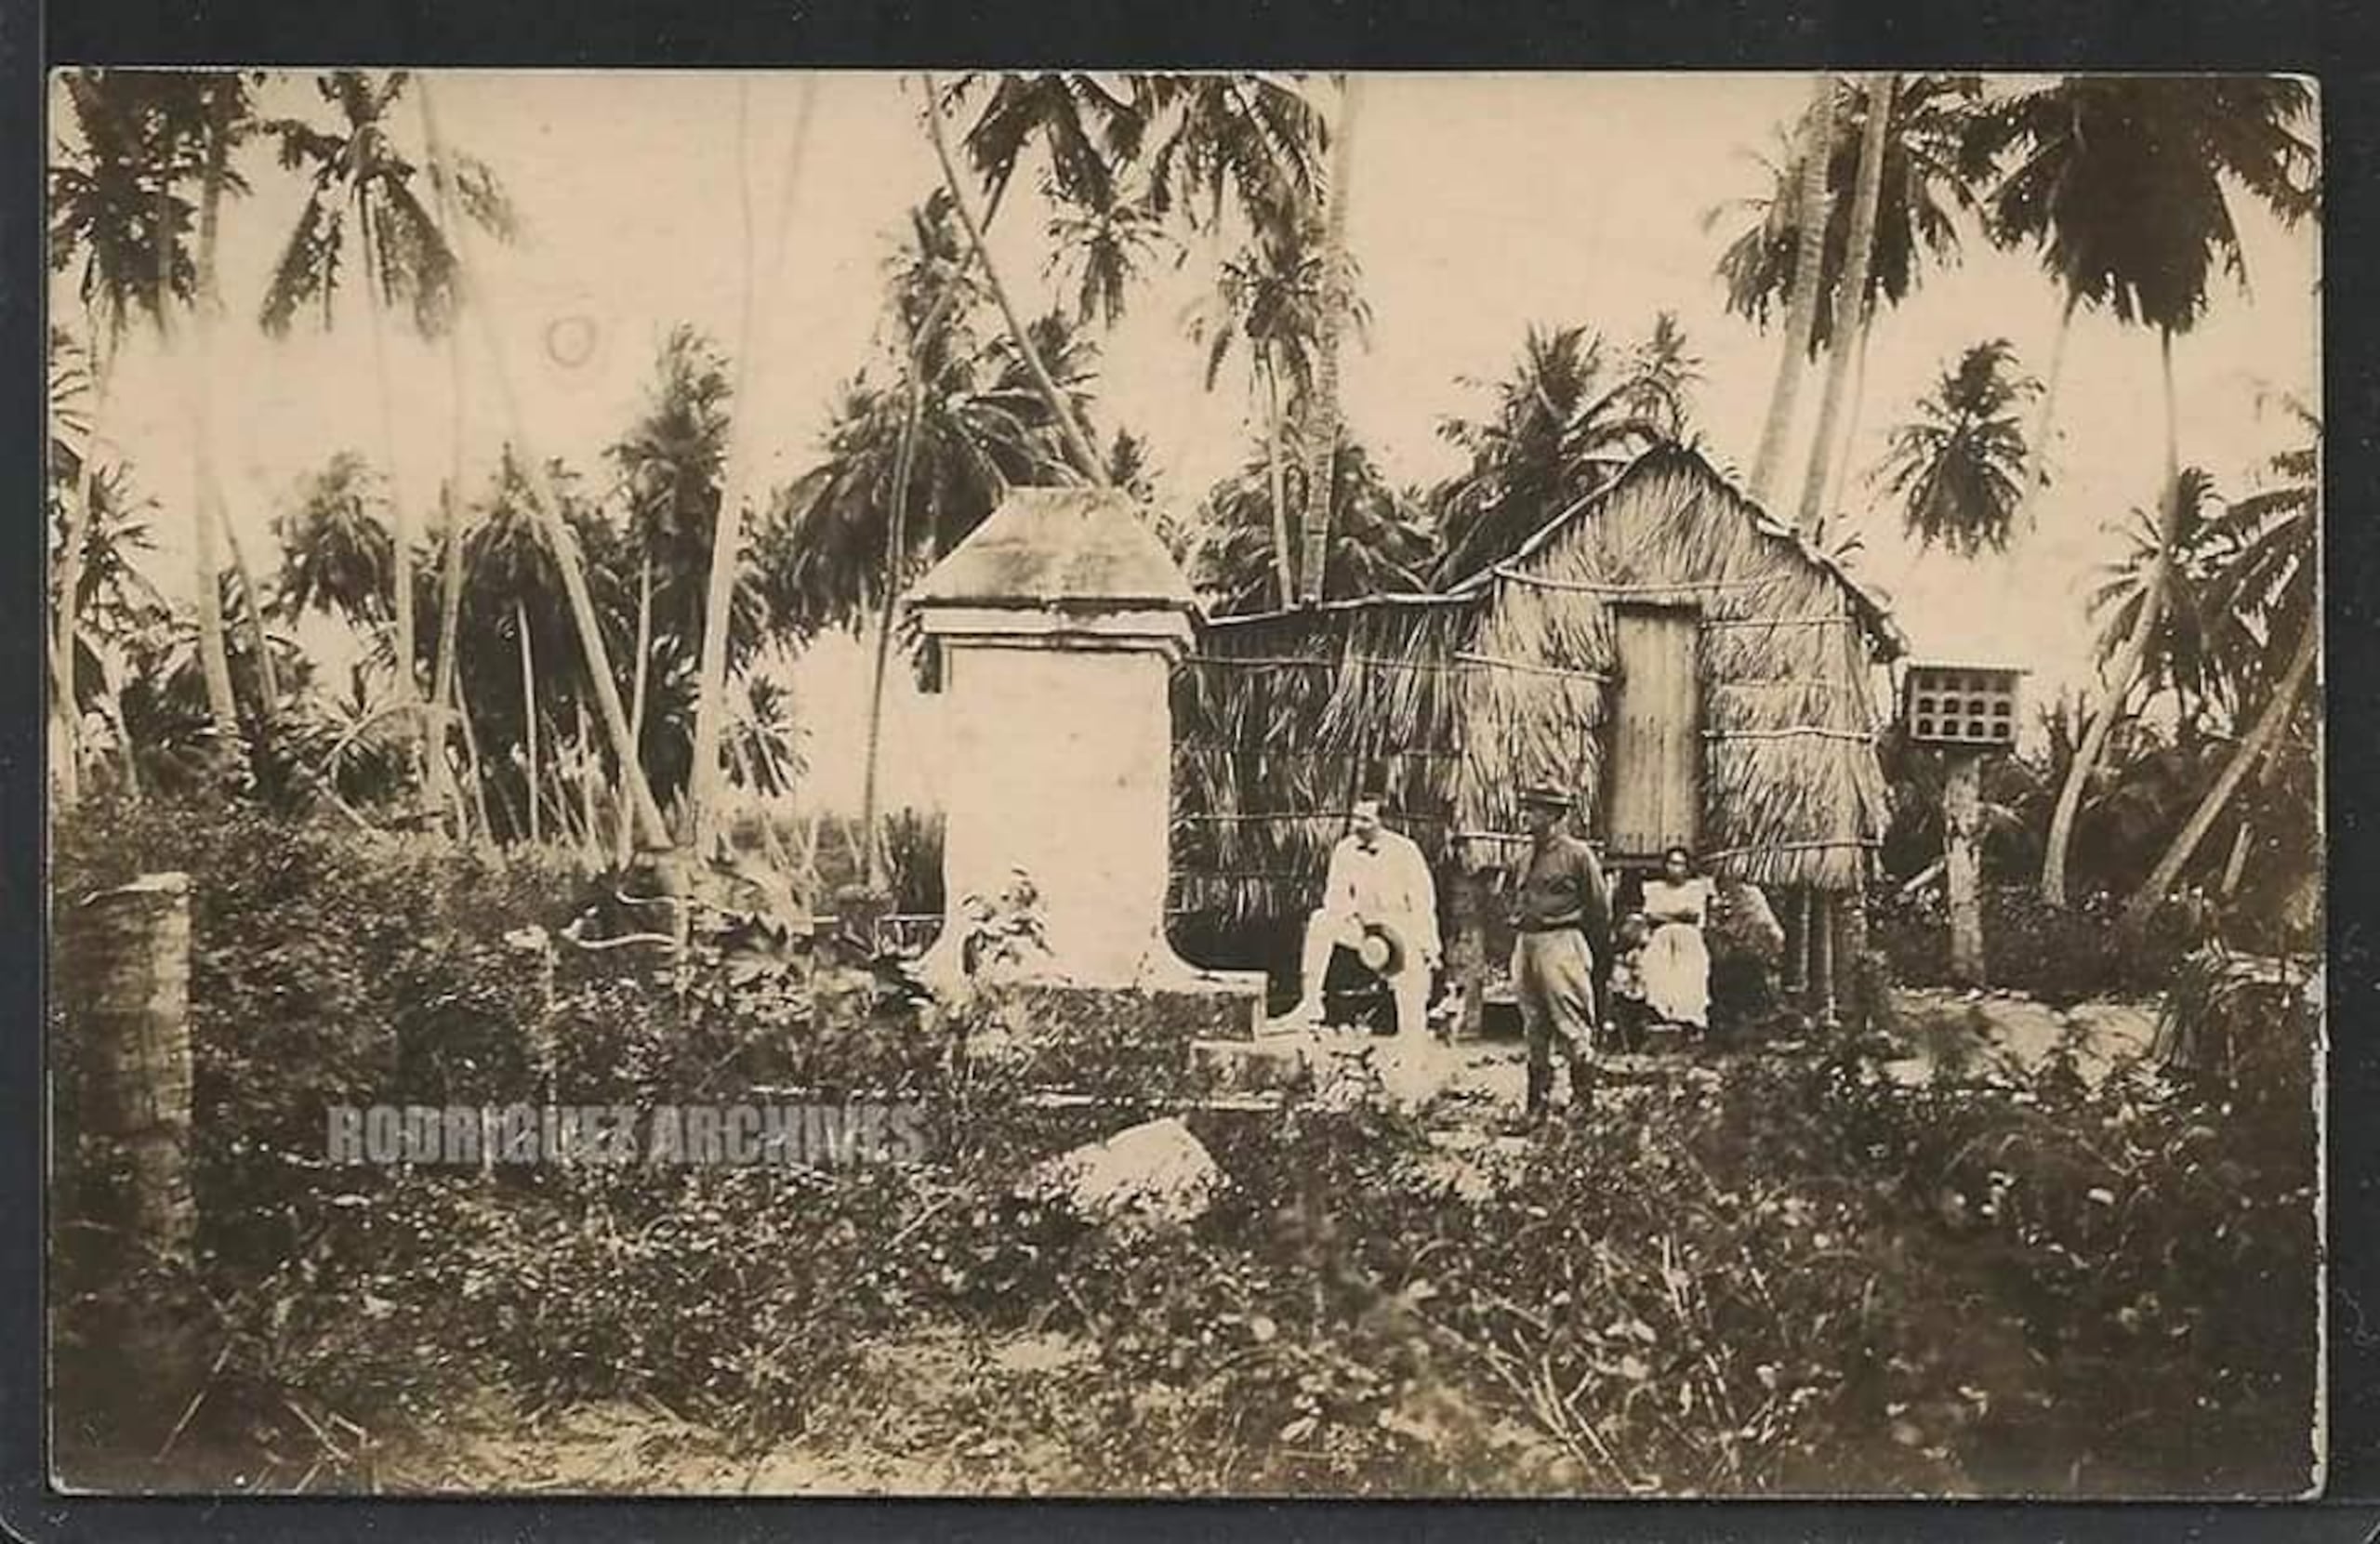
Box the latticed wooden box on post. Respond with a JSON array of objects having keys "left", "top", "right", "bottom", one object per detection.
[{"left": 1902, "top": 662, "right": 2022, "bottom": 749}]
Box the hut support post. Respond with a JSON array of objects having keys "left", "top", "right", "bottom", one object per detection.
[{"left": 1812, "top": 891, "right": 1837, "bottom": 1029}]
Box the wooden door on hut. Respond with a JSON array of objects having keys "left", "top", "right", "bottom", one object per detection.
[{"left": 1603, "top": 604, "right": 1699, "bottom": 862}]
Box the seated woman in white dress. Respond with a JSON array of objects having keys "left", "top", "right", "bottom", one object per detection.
[{"left": 1638, "top": 845, "right": 1714, "bottom": 1033}]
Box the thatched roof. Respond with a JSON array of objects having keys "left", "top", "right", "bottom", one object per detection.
[{"left": 1171, "top": 444, "right": 1898, "bottom": 922}]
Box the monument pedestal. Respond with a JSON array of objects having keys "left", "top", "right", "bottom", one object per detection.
[{"left": 907, "top": 489, "right": 1263, "bottom": 1039}]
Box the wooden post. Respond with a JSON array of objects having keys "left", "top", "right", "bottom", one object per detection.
[
  {"left": 1812, "top": 891, "right": 1837, "bottom": 1029},
  {"left": 57, "top": 870, "right": 206, "bottom": 1461},
  {"left": 1943, "top": 750, "right": 1986, "bottom": 985},
  {"left": 1449, "top": 838, "right": 1490, "bottom": 1043},
  {"left": 1787, "top": 886, "right": 1811, "bottom": 997},
  {"left": 71, "top": 873, "right": 197, "bottom": 1262}
]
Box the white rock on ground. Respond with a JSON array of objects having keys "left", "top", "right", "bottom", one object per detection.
[{"left": 1018, "top": 1116, "right": 1223, "bottom": 1229}]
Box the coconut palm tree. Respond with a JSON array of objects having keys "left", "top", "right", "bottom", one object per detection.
[
  {"left": 1981, "top": 76, "right": 2319, "bottom": 904},
  {"left": 411, "top": 76, "right": 667, "bottom": 851},
  {"left": 1796, "top": 73, "right": 1897, "bottom": 530},
  {"left": 1428, "top": 319, "right": 1698, "bottom": 587},
  {"left": 1044, "top": 168, "right": 1175, "bottom": 329},
  {"left": 2088, "top": 468, "right": 2249, "bottom": 748},
  {"left": 260, "top": 69, "right": 518, "bottom": 791},
  {"left": 1712, "top": 74, "right": 1986, "bottom": 354},
  {"left": 2127, "top": 405, "right": 2319, "bottom": 920},
  {"left": 1872, "top": 338, "right": 2038, "bottom": 557},
  {"left": 921, "top": 73, "right": 1106, "bottom": 485},
  {"left": 1746, "top": 74, "right": 1838, "bottom": 504},
  {"left": 47, "top": 70, "right": 204, "bottom": 802},
  {"left": 276, "top": 452, "right": 396, "bottom": 625},
  {"left": 606, "top": 325, "right": 734, "bottom": 807},
  {"left": 1973, "top": 75, "right": 2319, "bottom": 532},
  {"left": 1180, "top": 195, "right": 1357, "bottom": 605},
  {"left": 1715, "top": 74, "right": 1990, "bottom": 511},
  {"left": 929, "top": 72, "right": 1331, "bottom": 495},
  {"left": 452, "top": 450, "right": 605, "bottom": 844},
  {"left": 770, "top": 223, "right": 1094, "bottom": 882},
  {"left": 1197, "top": 436, "right": 1435, "bottom": 615},
  {"left": 682, "top": 76, "right": 820, "bottom": 857},
  {"left": 48, "top": 398, "right": 169, "bottom": 798},
  {"left": 1293, "top": 74, "right": 1361, "bottom": 605}
]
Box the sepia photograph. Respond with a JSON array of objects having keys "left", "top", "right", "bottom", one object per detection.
[{"left": 44, "top": 68, "right": 2321, "bottom": 1498}]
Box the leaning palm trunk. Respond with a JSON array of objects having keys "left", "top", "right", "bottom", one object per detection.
[
  {"left": 418, "top": 88, "right": 476, "bottom": 837},
  {"left": 517, "top": 600, "right": 539, "bottom": 846},
  {"left": 919, "top": 72, "right": 1105, "bottom": 483},
  {"left": 1296, "top": 74, "right": 1361, "bottom": 605},
  {"left": 1750, "top": 73, "right": 1838, "bottom": 505},
  {"left": 2043, "top": 328, "right": 2182, "bottom": 905},
  {"left": 1822, "top": 314, "right": 1875, "bottom": 525},
  {"left": 618, "top": 548, "right": 655, "bottom": 864},
  {"left": 430, "top": 484, "right": 469, "bottom": 835},
  {"left": 53, "top": 326, "right": 121, "bottom": 808},
  {"left": 360, "top": 207, "right": 423, "bottom": 793},
  {"left": 218, "top": 502, "right": 279, "bottom": 721},
  {"left": 860, "top": 373, "right": 925, "bottom": 892},
  {"left": 1796, "top": 73, "right": 1894, "bottom": 531},
  {"left": 421, "top": 77, "right": 670, "bottom": 851},
  {"left": 2011, "top": 292, "right": 2082, "bottom": 536},
  {"left": 185, "top": 131, "right": 239, "bottom": 741},
  {"left": 687, "top": 77, "right": 820, "bottom": 855},
  {"left": 2125, "top": 616, "right": 2320, "bottom": 927}
]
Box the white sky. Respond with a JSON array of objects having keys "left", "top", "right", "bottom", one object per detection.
[{"left": 55, "top": 71, "right": 2320, "bottom": 815}]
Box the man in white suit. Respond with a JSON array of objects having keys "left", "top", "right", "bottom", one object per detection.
[{"left": 1282, "top": 789, "right": 1440, "bottom": 1038}]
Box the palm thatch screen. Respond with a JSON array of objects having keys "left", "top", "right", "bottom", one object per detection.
[{"left": 1170, "top": 444, "right": 1902, "bottom": 925}]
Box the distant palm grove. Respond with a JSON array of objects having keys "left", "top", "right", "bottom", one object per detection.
[{"left": 47, "top": 70, "right": 2318, "bottom": 934}]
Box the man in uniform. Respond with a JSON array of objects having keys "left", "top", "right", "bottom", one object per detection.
[
  {"left": 1507, "top": 782, "right": 1611, "bottom": 1127},
  {"left": 1282, "top": 789, "right": 1441, "bottom": 1039}
]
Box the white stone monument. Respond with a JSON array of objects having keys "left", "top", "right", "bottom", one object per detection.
[{"left": 906, "top": 487, "right": 1259, "bottom": 1024}]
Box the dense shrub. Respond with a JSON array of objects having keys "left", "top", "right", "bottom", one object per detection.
[{"left": 1870, "top": 882, "right": 2202, "bottom": 1004}]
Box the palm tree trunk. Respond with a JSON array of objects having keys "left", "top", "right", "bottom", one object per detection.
[
  {"left": 688, "top": 77, "right": 820, "bottom": 857},
  {"left": 1296, "top": 73, "right": 1361, "bottom": 606},
  {"left": 575, "top": 698, "right": 602, "bottom": 866},
  {"left": 1797, "top": 73, "right": 1893, "bottom": 531},
  {"left": 2043, "top": 326, "right": 2182, "bottom": 905},
  {"left": 420, "top": 77, "right": 670, "bottom": 852},
  {"left": 2014, "top": 291, "right": 2082, "bottom": 534},
  {"left": 431, "top": 482, "right": 469, "bottom": 835},
  {"left": 1822, "top": 311, "right": 1874, "bottom": 524},
  {"left": 418, "top": 86, "right": 475, "bottom": 837},
  {"left": 1262, "top": 350, "right": 1295, "bottom": 606},
  {"left": 2125, "top": 616, "right": 2318, "bottom": 927},
  {"left": 861, "top": 374, "right": 925, "bottom": 893},
  {"left": 455, "top": 671, "right": 496, "bottom": 848},
  {"left": 517, "top": 600, "right": 539, "bottom": 846},
  {"left": 360, "top": 205, "right": 422, "bottom": 784},
  {"left": 183, "top": 135, "right": 239, "bottom": 740},
  {"left": 619, "top": 548, "right": 654, "bottom": 864},
  {"left": 218, "top": 501, "right": 279, "bottom": 720},
  {"left": 919, "top": 71, "right": 1105, "bottom": 484},
  {"left": 1750, "top": 73, "right": 1838, "bottom": 506},
  {"left": 53, "top": 325, "right": 121, "bottom": 809}
]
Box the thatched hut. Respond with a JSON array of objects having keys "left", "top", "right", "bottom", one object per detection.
[{"left": 1170, "top": 443, "right": 1904, "bottom": 1001}]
